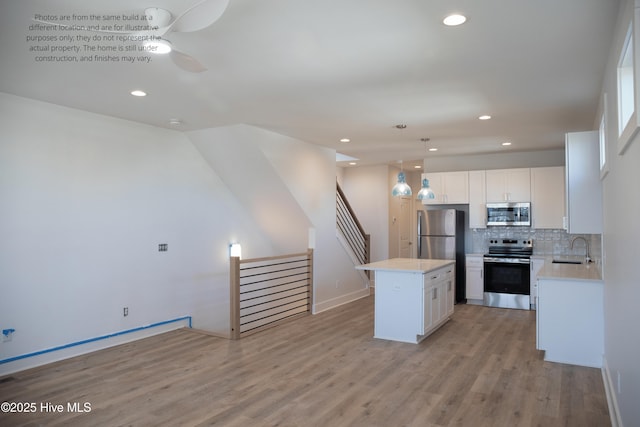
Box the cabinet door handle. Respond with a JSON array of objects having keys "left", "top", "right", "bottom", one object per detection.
[
  {"left": 433, "top": 288, "right": 437, "bottom": 300},
  {"left": 448, "top": 281, "right": 451, "bottom": 291}
]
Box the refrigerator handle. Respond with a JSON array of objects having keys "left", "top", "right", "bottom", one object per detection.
[{"left": 417, "top": 211, "right": 422, "bottom": 257}]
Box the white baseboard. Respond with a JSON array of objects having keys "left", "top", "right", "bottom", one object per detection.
[
  {"left": 313, "top": 287, "right": 370, "bottom": 314},
  {"left": 602, "top": 356, "right": 623, "bottom": 427}
]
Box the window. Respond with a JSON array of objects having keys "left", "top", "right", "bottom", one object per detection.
[
  {"left": 617, "top": 10, "right": 640, "bottom": 155},
  {"left": 618, "top": 25, "right": 634, "bottom": 135},
  {"left": 599, "top": 93, "right": 609, "bottom": 179}
]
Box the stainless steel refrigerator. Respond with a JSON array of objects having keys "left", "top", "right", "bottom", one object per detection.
[{"left": 417, "top": 208, "right": 466, "bottom": 303}]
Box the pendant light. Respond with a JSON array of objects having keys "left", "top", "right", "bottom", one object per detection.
[
  {"left": 417, "top": 137, "right": 435, "bottom": 200},
  {"left": 417, "top": 178, "right": 435, "bottom": 200},
  {"left": 391, "top": 125, "right": 412, "bottom": 197},
  {"left": 392, "top": 170, "right": 412, "bottom": 197}
]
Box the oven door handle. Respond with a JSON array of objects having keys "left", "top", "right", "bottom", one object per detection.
[{"left": 484, "top": 257, "right": 530, "bottom": 265}]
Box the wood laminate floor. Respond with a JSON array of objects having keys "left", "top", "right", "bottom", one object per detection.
[{"left": 0, "top": 296, "right": 610, "bottom": 427}]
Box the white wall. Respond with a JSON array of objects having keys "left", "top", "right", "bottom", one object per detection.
[
  {"left": 340, "top": 165, "right": 390, "bottom": 262},
  {"left": 187, "top": 125, "right": 312, "bottom": 255},
  {"left": 188, "top": 125, "right": 367, "bottom": 312},
  {"left": 0, "top": 93, "right": 367, "bottom": 374},
  {"left": 599, "top": 1, "right": 640, "bottom": 425},
  {"left": 422, "top": 149, "right": 565, "bottom": 172}
]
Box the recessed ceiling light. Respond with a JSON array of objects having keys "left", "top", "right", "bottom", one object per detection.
[
  {"left": 414, "top": 165, "right": 422, "bottom": 169},
  {"left": 479, "top": 115, "right": 492, "bottom": 120},
  {"left": 429, "top": 148, "right": 438, "bottom": 152},
  {"left": 130, "top": 90, "right": 147, "bottom": 97},
  {"left": 349, "top": 162, "right": 357, "bottom": 166},
  {"left": 340, "top": 138, "right": 351, "bottom": 143},
  {"left": 502, "top": 142, "right": 512, "bottom": 146},
  {"left": 443, "top": 14, "right": 467, "bottom": 26},
  {"left": 169, "top": 118, "right": 182, "bottom": 126}
]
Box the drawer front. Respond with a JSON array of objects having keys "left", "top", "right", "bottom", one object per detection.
[{"left": 466, "top": 256, "right": 484, "bottom": 268}]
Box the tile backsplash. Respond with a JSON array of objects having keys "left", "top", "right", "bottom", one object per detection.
[{"left": 470, "top": 227, "right": 601, "bottom": 261}]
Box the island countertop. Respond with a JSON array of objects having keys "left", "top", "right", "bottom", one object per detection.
[{"left": 356, "top": 258, "right": 454, "bottom": 274}]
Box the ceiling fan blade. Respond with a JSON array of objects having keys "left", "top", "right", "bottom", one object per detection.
[
  {"left": 169, "top": 49, "right": 207, "bottom": 73},
  {"left": 169, "top": 0, "right": 230, "bottom": 33},
  {"left": 143, "top": 8, "right": 174, "bottom": 37}
]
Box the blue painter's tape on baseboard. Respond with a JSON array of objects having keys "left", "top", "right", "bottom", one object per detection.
[{"left": 0, "top": 316, "right": 192, "bottom": 365}]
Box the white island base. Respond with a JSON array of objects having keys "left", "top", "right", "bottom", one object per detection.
[{"left": 357, "top": 258, "right": 455, "bottom": 344}]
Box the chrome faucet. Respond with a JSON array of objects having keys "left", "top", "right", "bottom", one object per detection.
[{"left": 570, "top": 236, "right": 592, "bottom": 264}]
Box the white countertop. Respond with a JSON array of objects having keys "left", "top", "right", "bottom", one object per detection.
[
  {"left": 470, "top": 253, "right": 601, "bottom": 282},
  {"left": 356, "top": 258, "right": 454, "bottom": 274},
  {"left": 537, "top": 261, "right": 602, "bottom": 282}
]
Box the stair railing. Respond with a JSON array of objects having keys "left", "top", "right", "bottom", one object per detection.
[
  {"left": 336, "top": 182, "right": 370, "bottom": 271},
  {"left": 230, "top": 249, "right": 313, "bottom": 339}
]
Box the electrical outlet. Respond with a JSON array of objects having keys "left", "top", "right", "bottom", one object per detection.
[
  {"left": 158, "top": 243, "right": 168, "bottom": 252},
  {"left": 617, "top": 371, "right": 621, "bottom": 394},
  {"left": 123, "top": 307, "right": 129, "bottom": 317}
]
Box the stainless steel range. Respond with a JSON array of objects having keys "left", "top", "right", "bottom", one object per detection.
[{"left": 483, "top": 238, "right": 533, "bottom": 310}]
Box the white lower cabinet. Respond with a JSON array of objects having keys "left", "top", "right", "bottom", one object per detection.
[
  {"left": 423, "top": 282, "right": 435, "bottom": 334},
  {"left": 445, "top": 271, "right": 455, "bottom": 317},
  {"left": 465, "top": 255, "right": 484, "bottom": 304},
  {"left": 423, "top": 265, "right": 454, "bottom": 336},
  {"left": 529, "top": 257, "right": 544, "bottom": 309},
  {"left": 536, "top": 277, "right": 603, "bottom": 367},
  {"left": 371, "top": 265, "right": 454, "bottom": 344}
]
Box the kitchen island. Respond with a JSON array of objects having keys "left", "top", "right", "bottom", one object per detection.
[
  {"left": 536, "top": 261, "right": 603, "bottom": 367},
  {"left": 357, "top": 258, "right": 455, "bottom": 343}
]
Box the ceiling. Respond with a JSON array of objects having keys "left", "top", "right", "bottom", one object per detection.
[{"left": 0, "top": 0, "right": 621, "bottom": 169}]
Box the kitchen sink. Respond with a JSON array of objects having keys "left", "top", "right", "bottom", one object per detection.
[{"left": 552, "top": 259, "right": 582, "bottom": 264}]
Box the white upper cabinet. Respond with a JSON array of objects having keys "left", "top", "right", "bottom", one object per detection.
[
  {"left": 531, "top": 167, "right": 565, "bottom": 229},
  {"left": 421, "top": 171, "right": 469, "bottom": 204},
  {"left": 485, "top": 168, "right": 531, "bottom": 202},
  {"left": 468, "top": 170, "right": 486, "bottom": 228},
  {"left": 565, "top": 131, "right": 603, "bottom": 234}
]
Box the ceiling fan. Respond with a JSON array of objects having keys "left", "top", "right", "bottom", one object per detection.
[{"left": 33, "top": 0, "right": 229, "bottom": 72}]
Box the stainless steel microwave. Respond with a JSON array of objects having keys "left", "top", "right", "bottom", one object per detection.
[{"left": 486, "top": 202, "right": 531, "bottom": 227}]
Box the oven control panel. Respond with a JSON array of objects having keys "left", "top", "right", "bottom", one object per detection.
[
  {"left": 488, "top": 239, "right": 533, "bottom": 246},
  {"left": 486, "top": 238, "right": 533, "bottom": 257}
]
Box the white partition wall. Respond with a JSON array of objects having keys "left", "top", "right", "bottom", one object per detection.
[{"left": 0, "top": 93, "right": 367, "bottom": 374}]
